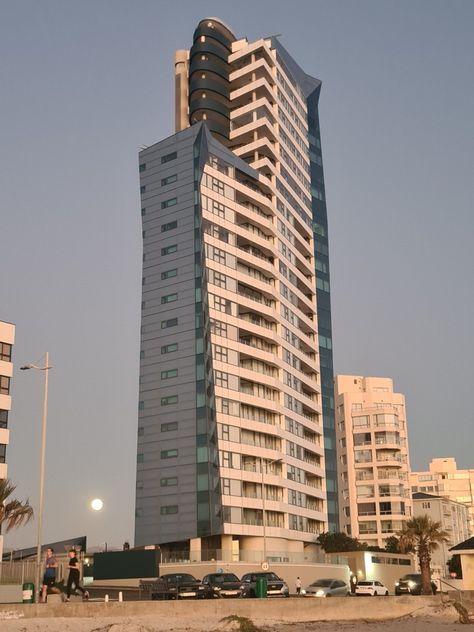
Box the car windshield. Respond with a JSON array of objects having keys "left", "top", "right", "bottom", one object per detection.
[
  {"left": 210, "top": 574, "right": 239, "bottom": 583},
  {"left": 243, "top": 572, "right": 280, "bottom": 581},
  {"left": 358, "top": 581, "right": 373, "bottom": 586},
  {"left": 310, "top": 579, "right": 333, "bottom": 587},
  {"left": 401, "top": 575, "right": 420, "bottom": 581},
  {"left": 162, "top": 574, "right": 196, "bottom": 582}
]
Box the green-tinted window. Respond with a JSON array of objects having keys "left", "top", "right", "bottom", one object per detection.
[
  {"left": 161, "top": 395, "right": 178, "bottom": 406},
  {"left": 139, "top": 163, "right": 146, "bottom": 172},
  {"left": 161, "top": 369, "right": 178, "bottom": 380},
  {"left": 137, "top": 453, "right": 144, "bottom": 463},
  {"left": 161, "top": 318, "right": 178, "bottom": 329},
  {"left": 138, "top": 401, "right": 144, "bottom": 410},
  {"left": 161, "top": 244, "right": 177, "bottom": 255},
  {"left": 141, "top": 207, "right": 146, "bottom": 216},
  {"left": 161, "top": 268, "right": 177, "bottom": 280},
  {"left": 161, "top": 198, "right": 177, "bottom": 209},
  {"left": 161, "top": 220, "right": 178, "bottom": 232},
  {"left": 161, "top": 174, "right": 177, "bottom": 186},
  {"left": 160, "top": 505, "right": 178, "bottom": 515},
  {"left": 161, "top": 421, "right": 178, "bottom": 432},
  {"left": 161, "top": 449, "right": 178, "bottom": 459},
  {"left": 161, "top": 151, "right": 177, "bottom": 164},
  {"left": 160, "top": 477, "right": 178, "bottom": 487},
  {"left": 161, "top": 343, "right": 178, "bottom": 354},
  {"left": 161, "top": 293, "right": 178, "bottom": 304}
]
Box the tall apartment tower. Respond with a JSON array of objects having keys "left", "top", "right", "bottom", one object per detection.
[
  {"left": 411, "top": 458, "right": 474, "bottom": 536},
  {"left": 334, "top": 376, "right": 413, "bottom": 548},
  {"left": 0, "top": 321, "right": 15, "bottom": 480},
  {"left": 135, "top": 18, "right": 336, "bottom": 559}
]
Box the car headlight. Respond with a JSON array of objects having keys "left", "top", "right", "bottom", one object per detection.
[
  {"left": 169, "top": 587, "right": 177, "bottom": 591},
  {"left": 316, "top": 589, "right": 325, "bottom": 597},
  {"left": 395, "top": 582, "right": 399, "bottom": 587},
  {"left": 301, "top": 589, "right": 306, "bottom": 595},
  {"left": 408, "top": 581, "right": 416, "bottom": 588},
  {"left": 240, "top": 585, "right": 246, "bottom": 590}
]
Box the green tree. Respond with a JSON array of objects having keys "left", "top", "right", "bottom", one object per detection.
[
  {"left": 397, "top": 515, "right": 449, "bottom": 595},
  {"left": 447, "top": 555, "right": 462, "bottom": 579},
  {"left": 0, "top": 479, "right": 34, "bottom": 535},
  {"left": 317, "top": 532, "right": 363, "bottom": 553},
  {"left": 385, "top": 535, "right": 402, "bottom": 553}
]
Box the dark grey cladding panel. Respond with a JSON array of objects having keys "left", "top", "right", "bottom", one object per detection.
[{"left": 270, "top": 37, "right": 321, "bottom": 98}]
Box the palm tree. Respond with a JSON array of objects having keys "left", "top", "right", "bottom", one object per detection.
[
  {"left": 397, "top": 515, "right": 449, "bottom": 595},
  {"left": 0, "top": 478, "right": 34, "bottom": 535}
]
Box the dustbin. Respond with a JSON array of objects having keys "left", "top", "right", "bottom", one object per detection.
[
  {"left": 255, "top": 577, "right": 267, "bottom": 598},
  {"left": 22, "top": 582, "right": 35, "bottom": 604}
]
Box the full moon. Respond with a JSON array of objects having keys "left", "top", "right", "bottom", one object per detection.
[{"left": 91, "top": 498, "right": 104, "bottom": 511}]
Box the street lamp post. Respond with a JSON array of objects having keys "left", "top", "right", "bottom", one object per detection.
[
  {"left": 260, "top": 457, "right": 282, "bottom": 563},
  {"left": 20, "top": 353, "right": 52, "bottom": 604}
]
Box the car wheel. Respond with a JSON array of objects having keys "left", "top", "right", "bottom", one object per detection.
[
  {"left": 385, "top": 591, "right": 389, "bottom": 596},
  {"left": 373, "top": 591, "right": 377, "bottom": 597}
]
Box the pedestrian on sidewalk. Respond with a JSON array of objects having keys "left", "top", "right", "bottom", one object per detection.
[
  {"left": 65, "top": 549, "right": 89, "bottom": 602},
  {"left": 296, "top": 576, "right": 302, "bottom": 596}
]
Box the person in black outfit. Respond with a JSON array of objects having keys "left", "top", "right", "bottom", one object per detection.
[{"left": 65, "top": 549, "right": 89, "bottom": 601}]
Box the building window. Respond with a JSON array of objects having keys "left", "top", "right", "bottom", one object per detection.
[
  {"left": 141, "top": 207, "right": 146, "bottom": 216},
  {"left": 161, "top": 449, "right": 178, "bottom": 459},
  {"left": 0, "top": 376, "right": 11, "bottom": 395},
  {"left": 215, "top": 371, "right": 228, "bottom": 388},
  {"left": 160, "top": 477, "right": 178, "bottom": 487},
  {"left": 161, "top": 197, "right": 177, "bottom": 209},
  {"left": 161, "top": 151, "right": 177, "bottom": 164},
  {"left": 140, "top": 185, "right": 146, "bottom": 194},
  {"left": 137, "top": 453, "right": 144, "bottom": 463},
  {"left": 161, "top": 369, "right": 178, "bottom": 380},
  {"left": 422, "top": 502, "right": 431, "bottom": 509},
  {"left": 161, "top": 244, "right": 177, "bottom": 256},
  {"left": 0, "top": 343, "right": 12, "bottom": 362},
  {"left": 210, "top": 319, "right": 227, "bottom": 337},
  {"left": 161, "top": 293, "right": 178, "bottom": 304},
  {"left": 0, "top": 410, "right": 8, "bottom": 429},
  {"left": 161, "top": 343, "right": 178, "bottom": 354},
  {"left": 161, "top": 268, "right": 177, "bottom": 280},
  {"left": 139, "top": 163, "right": 146, "bottom": 172},
  {"left": 161, "top": 395, "right": 178, "bottom": 406},
  {"left": 161, "top": 174, "right": 177, "bottom": 186},
  {"left": 160, "top": 505, "right": 178, "bottom": 515},
  {"left": 213, "top": 345, "right": 228, "bottom": 362},
  {"left": 161, "top": 318, "right": 178, "bottom": 329},
  {"left": 161, "top": 422, "right": 178, "bottom": 432},
  {"left": 161, "top": 220, "right": 178, "bottom": 232}
]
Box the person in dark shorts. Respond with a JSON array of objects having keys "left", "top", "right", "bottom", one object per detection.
[
  {"left": 41, "top": 547, "right": 58, "bottom": 602},
  {"left": 65, "top": 549, "right": 89, "bottom": 601}
]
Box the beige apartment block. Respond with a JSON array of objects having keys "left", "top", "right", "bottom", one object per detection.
[
  {"left": 334, "top": 376, "right": 413, "bottom": 548},
  {"left": 0, "top": 320, "right": 15, "bottom": 561},
  {"left": 0, "top": 320, "right": 14, "bottom": 481},
  {"left": 410, "top": 458, "right": 474, "bottom": 536},
  {"left": 412, "top": 492, "right": 470, "bottom": 578}
]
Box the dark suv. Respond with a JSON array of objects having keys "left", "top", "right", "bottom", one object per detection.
[
  {"left": 201, "top": 572, "right": 242, "bottom": 598},
  {"left": 152, "top": 573, "right": 211, "bottom": 599},
  {"left": 240, "top": 572, "right": 289, "bottom": 598},
  {"left": 395, "top": 574, "right": 437, "bottom": 595}
]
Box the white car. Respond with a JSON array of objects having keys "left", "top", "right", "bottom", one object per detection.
[{"left": 355, "top": 580, "right": 389, "bottom": 596}]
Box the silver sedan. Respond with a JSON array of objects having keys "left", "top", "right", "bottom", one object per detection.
[{"left": 303, "top": 578, "right": 350, "bottom": 597}]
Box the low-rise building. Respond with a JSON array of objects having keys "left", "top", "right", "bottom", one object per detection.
[
  {"left": 412, "top": 492, "right": 470, "bottom": 578},
  {"left": 410, "top": 458, "right": 474, "bottom": 535}
]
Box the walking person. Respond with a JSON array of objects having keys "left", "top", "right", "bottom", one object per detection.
[
  {"left": 41, "top": 547, "right": 58, "bottom": 602},
  {"left": 65, "top": 549, "right": 89, "bottom": 602},
  {"left": 296, "top": 576, "right": 302, "bottom": 596}
]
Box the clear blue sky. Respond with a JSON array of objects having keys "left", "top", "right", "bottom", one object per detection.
[{"left": 1, "top": 0, "right": 473, "bottom": 549}]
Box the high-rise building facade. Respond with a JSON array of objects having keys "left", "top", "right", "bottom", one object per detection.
[
  {"left": 135, "top": 18, "right": 336, "bottom": 559},
  {"left": 334, "top": 376, "right": 413, "bottom": 548},
  {"left": 410, "top": 458, "right": 474, "bottom": 536},
  {"left": 0, "top": 320, "right": 15, "bottom": 481}
]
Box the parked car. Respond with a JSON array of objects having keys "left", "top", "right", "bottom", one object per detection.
[
  {"left": 394, "top": 574, "right": 437, "bottom": 595},
  {"left": 153, "top": 573, "right": 211, "bottom": 599},
  {"left": 355, "top": 580, "right": 389, "bottom": 596},
  {"left": 201, "top": 572, "right": 242, "bottom": 598},
  {"left": 240, "top": 572, "right": 290, "bottom": 598},
  {"left": 303, "top": 578, "right": 350, "bottom": 597}
]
